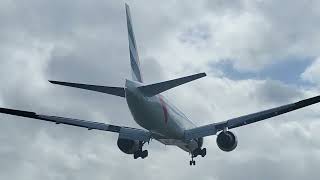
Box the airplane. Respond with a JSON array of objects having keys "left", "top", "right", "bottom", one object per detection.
[{"left": 1, "top": 4, "right": 320, "bottom": 166}]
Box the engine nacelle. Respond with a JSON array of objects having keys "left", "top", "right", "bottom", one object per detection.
[
  {"left": 216, "top": 131, "right": 238, "bottom": 152},
  {"left": 117, "top": 138, "right": 140, "bottom": 154}
]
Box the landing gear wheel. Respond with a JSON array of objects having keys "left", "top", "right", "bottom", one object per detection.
[
  {"left": 201, "top": 148, "right": 207, "bottom": 157},
  {"left": 133, "top": 141, "right": 149, "bottom": 159},
  {"left": 189, "top": 154, "right": 196, "bottom": 166},
  {"left": 134, "top": 151, "right": 141, "bottom": 159},
  {"left": 141, "top": 150, "right": 148, "bottom": 159},
  {"left": 189, "top": 160, "right": 196, "bottom": 166}
]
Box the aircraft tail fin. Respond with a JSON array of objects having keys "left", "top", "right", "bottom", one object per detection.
[
  {"left": 49, "top": 80, "right": 126, "bottom": 97},
  {"left": 125, "top": 4, "right": 143, "bottom": 83},
  {"left": 138, "top": 73, "right": 206, "bottom": 97}
]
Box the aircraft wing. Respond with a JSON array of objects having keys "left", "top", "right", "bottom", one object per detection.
[
  {"left": 185, "top": 95, "right": 320, "bottom": 140},
  {"left": 0, "top": 107, "right": 151, "bottom": 142}
]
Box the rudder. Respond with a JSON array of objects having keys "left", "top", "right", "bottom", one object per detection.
[{"left": 125, "top": 4, "right": 143, "bottom": 83}]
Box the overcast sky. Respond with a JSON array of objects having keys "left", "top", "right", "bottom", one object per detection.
[{"left": 1, "top": 0, "right": 320, "bottom": 179}]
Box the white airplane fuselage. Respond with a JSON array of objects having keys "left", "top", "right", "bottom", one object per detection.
[{"left": 125, "top": 79, "right": 202, "bottom": 152}]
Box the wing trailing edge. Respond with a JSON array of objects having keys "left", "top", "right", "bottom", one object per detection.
[
  {"left": 185, "top": 94, "right": 320, "bottom": 140},
  {"left": 0, "top": 107, "right": 151, "bottom": 141}
]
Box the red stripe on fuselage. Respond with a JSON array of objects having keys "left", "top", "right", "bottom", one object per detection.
[{"left": 159, "top": 96, "right": 168, "bottom": 125}]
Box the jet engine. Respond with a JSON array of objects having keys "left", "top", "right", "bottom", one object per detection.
[
  {"left": 216, "top": 131, "right": 238, "bottom": 152},
  {"left": 117, "top": 138, "right": 140, "bottom": 154}
]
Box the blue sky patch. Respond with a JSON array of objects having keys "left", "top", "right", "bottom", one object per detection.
[{"left": 213, "top": 57, "right": 314, "bottom": 86}]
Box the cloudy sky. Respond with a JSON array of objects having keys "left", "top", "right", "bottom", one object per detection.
[{"left": 1, "top": 0, "right": 320, "bottom": 179}]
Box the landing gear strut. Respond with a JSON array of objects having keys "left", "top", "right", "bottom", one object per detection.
[
  {"left": 134, "top": 141, "right": 148, "bottom": 159},
  {"left": 189, "top": 148, "right": 207, "bottom": 166},
  {"left": 200, "top": 148, "right": 207, "bottom": 157},
  {"left": 189, "top": 156, "right": 196, "bottom": 166}
]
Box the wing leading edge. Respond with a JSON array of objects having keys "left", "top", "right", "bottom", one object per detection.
[
  {"left": 0, "top": 107, "right": 150, "bottom": 141},
  {"left": 185, "top": 95, "right": 320, "bottom": 140}
]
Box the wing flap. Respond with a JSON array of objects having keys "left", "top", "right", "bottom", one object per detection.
[
  {"left": 0, "top": 107, "right": 122, "bottom": 132},
  {"left": 119, "top": 128, "right": 151, "bottom": 142},
  {"left": 185, "top": 124, "right": 218, "bottom": 140},
  {"left": 38, "top": 115, "right": 121, "bottom": 132}
]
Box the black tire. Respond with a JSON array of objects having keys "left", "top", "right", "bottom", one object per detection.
[
  {"left": 201, "top": 148, "right": 207, "bottom": 157},
  {"left": 141, "top": 150, "right": 148, "bottom": 159},
  {"left": 134, "top": 151, "right": 141, "bottom": 159}
]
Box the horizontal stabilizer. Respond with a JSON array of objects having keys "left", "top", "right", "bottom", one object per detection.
[
  {"left": 49, "top": 80, "right": 125, "bottom": 97},
  {"left": 138, "top": 72, "right": 206, "bottom": 97}
]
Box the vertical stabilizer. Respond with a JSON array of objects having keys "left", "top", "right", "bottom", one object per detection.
[{"left": 125, "top": 4, "right": 143, "bottom": 83}]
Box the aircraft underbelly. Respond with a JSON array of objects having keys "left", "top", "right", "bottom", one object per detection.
[{"left": 126, "top": 93, "right": 185, "bottom": 139}]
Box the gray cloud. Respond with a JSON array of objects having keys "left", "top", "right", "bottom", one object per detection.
[
  {"left": 0, "top": 0, "right": 320, "bottom": 180},
  {"left": 254, "top": 79, "right": 303, "bottom": 104}
]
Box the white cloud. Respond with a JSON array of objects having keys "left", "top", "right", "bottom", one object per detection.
[{"left": 301, "top": 57, "right": 320, "bottom": 85}]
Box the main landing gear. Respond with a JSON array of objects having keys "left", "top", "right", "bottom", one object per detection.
[
  {"left": 134, "top": 141, "right": 149, "bottom": 159},
  {"left": 134, "top": 149, "right": 148, "bottom": 159},
  {"left": 189, "top": 148, "right": 207, "bottom": 166},
  {"left": 190, "top": 156, "right": 196, "bottom": 166}
]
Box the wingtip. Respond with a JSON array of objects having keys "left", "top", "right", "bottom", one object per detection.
[
  {"left": 48, "top": 80, "right": 58, "bottom": 84},
  {"left": 198, "top": 72, "right": 206, "bottom": 77}
]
